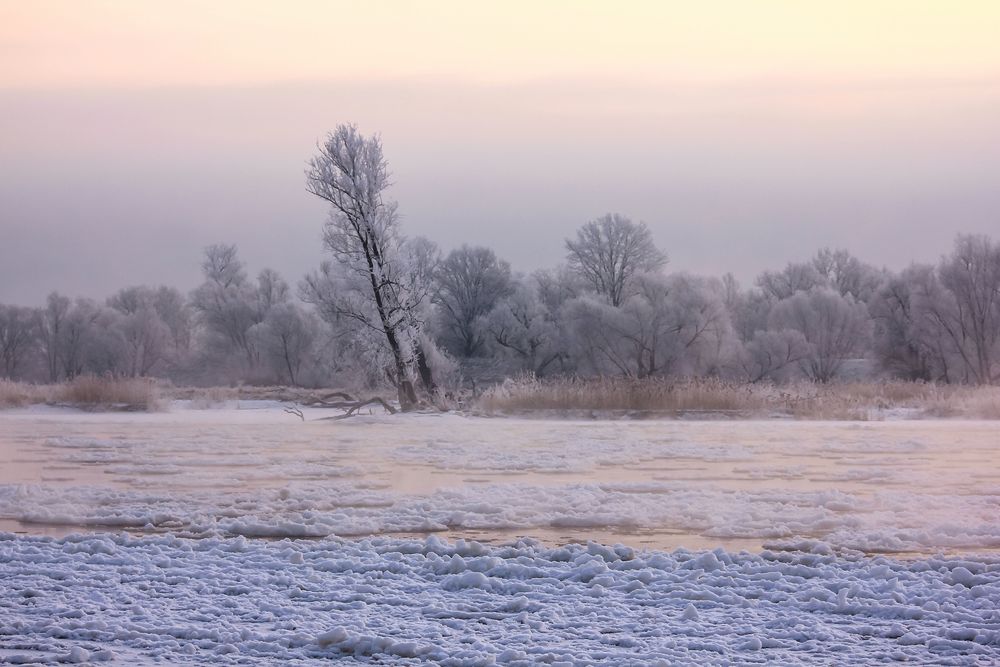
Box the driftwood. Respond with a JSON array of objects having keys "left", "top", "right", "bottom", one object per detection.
[
  {"left": 315, "top": 397, "right": 398, "bottom": 420},
  {"left": 300, "top": 391, "right": 359, "bottom": 407},
  {"left": 284, "top": 392, "right": 398, "bottom": 421}
]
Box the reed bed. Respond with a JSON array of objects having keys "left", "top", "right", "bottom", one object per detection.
[
  {"left": 475, "top": 376, "right": 1000, "bottom": 420},
  {"left": 0, "top": 376, "right": 161, "bottom": 411}
]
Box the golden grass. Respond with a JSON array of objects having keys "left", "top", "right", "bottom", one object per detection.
[
  {"left": 475, "top": 376, "right": 1000, "bottom": 420},
  {"left": 0, "top": 376, "right": 161, "bottom": 411},
  {"left": 5, "top": 376, "right": 999, "bottom": 419},
  {"left": 0, "top": 379, "right": 51, "bottom": 408},
  {"left": 56, "top": 376, "right": 161, "bottom": 411}
]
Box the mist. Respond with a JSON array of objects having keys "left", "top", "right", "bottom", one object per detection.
[{"left": 2, "top": 77, "right": 999, "bottom": 305}]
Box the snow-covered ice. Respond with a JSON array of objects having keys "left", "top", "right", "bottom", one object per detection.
[
  {"left": 0, "top": 407, "right": 997, "bottom": 554},
  {"left": 1, "top": 532, "right": 998, "bottom": 665},
  {"left": 0, "top": 406, "right": 998, "bottom": 663}
]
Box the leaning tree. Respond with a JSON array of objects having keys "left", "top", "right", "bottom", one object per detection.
[{"left": 305, "top": 124, "right": 424, "bottom": 410}]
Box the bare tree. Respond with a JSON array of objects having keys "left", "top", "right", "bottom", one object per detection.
[
  {"left": 481, "top": 278, "right": 565, "bottom": 376},
  {"left": 151, "top": 286, "right": 193, "bottom": 358},
  {"left": 108, "top": 286, "right": 189, "bottom": 377},
  {"left": 756, "top": 262, "right": 825, "bottom": 301},
  {"left": 201, "top": 243, "right": 245, "bottom": 289},
  {"left": 190, "top": 246, "right": 288, "bottom": 375},
  {"left": 535, "top": 265, "right": 585, "bottom": 312},
  {"left": 305, "top": 123, "right": 424, "bottom": 410},
  {"left": 117, "top": 307, "right": 171, "bottom": 377},
  {"left": 38, "top": 292, "right": 70, "bottom": 382},
  {"left": 0, "top": 305, "right": 38, "bottom": 379},
  {"left": 254, "top": 268, "right": 290, "bottom": 318},
  {"left": 722, "top": 276, "right": 772, "bottom": 344},
  {"left": 926, "top": 235, "right": 1000, "bottom": 384},
  {"left": 249, "top": 303, "right": 318, "bottom": 386},
  {"left": 812, "top": 248, "right": 884, "bottom": 303},
  {"left": 565, "top": 213, "right": 667, "bottom": 307},
  {"left": 869, "top": 265, "right": 938, "bottom": 381},
  {"left": 434, "top": 245, "right": 513, "bottom": 357},
  {"left": 734, "top": 329, "right": 811, "bottom": 383},
  {"left": 567, "top": 273, "right": 731, "bottom": 378},
  {"left": 769, "top": 288, "right": 871, "bottom": 383},
  {"left": 59, "top": 299, "right": 101, "bottom": 379}
]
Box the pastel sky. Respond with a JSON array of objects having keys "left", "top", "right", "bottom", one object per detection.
[{"left": 1, "top": 1, "right": 999, "bottom": 304}]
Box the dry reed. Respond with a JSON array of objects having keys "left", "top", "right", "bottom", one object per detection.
[
  {"left": 475, "top": 376, "right": 1000, "bottom": 420},
  {"left": 0, "top": 376, "right": 161, "bottom": 411}
]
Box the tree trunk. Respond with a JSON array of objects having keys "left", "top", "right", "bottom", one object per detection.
[
  {"left": 383, "top": 325, "right": 418, "bottom": 410},
  {"left": 415, "top": 341, "right": 436, "bottom": 394}
]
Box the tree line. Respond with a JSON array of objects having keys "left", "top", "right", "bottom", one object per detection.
[{"left": 2, "top": 125, "right": 998, "bottom": 405}]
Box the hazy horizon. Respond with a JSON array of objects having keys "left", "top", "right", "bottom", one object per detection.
[{"left": 2, "top": 1, "right": 999, "bottom": 305}]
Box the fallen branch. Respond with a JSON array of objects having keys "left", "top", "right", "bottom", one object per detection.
[
  {"left": 313, "top": 391, "right": 357, "bottom": 404},
  {"left": 316, "top": 397, "right": 398, "bottom": 420},
  {"left": 299, "top": 391, "right": 359, "bottom": 407},
  {"left": 283, "top": 396, "right": 398, "bottom": 421}
]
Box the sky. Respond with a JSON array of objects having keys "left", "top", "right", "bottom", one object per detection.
[{"left": 1, "top": 1, "right": 999, "bottom": 305}]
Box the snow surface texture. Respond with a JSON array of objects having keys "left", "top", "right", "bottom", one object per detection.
[
  {"left": 1, "top": 408, "right": 999, "bottom": 554},
  {"left": 1, "top": 532, "right": 998, "bottom": 665}
]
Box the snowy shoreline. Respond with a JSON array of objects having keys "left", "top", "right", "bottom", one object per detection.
[{"left": 2, "top": 531, "right": 998, "bottom": 665}]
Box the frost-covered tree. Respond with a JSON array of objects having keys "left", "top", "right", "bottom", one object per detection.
[
  {"left": 535, "top": 265, "right": 585, "bottom": 313},
  {"left": 300, "top": 262, "right": 396, "bottom": 388},
  {"left": 254, "top": 268, "right": 290, "bottom": 320},
  {"left": 150, "top": 287, "right": 193, "bottom": 357},
  {"left": 38, "top": 292, "right": 70, "bottom": 382},
  {"left": 870, "top": 265, "right": 939, "bottom": 381},
  {"left": 403, "top": 237, "right": 446, "bottom": 391},
  {"left": 756, "top": 249, "right": 882, "bottom": 306},
  {"left": 191, "top": 244, "right": 261, "bottom": 368},
  {"left": 756, "top": 262, "right": 825, "bottom": 302},
  {"left": 113, "top": 308, "right": 170, "bottom": 377},
  {"left": 769, "top": 288, "right": 871, "bottom": 383},
  {"left": 566, "top": 273, "right": 731, "bottom": 378},
  {"left": 811, "top": 248, "right": 883, "bottom": 303},
  {"left": 721, "top": 274, "right": 772, "bottom": 344},
  {"left": 190, "top": 245, "right": 290, "bottom": 377},
  {"left": 83, "top": 308, "right": 127, "bottom": 376},
  {"left": 565, "top": 213, "right": 667, "bottom": 307},
  {"left": 896, "top": 235, "right": 1000, "bottom": 385},
  {"left": 434, "top": 245, "right": 513, "bottom": 357},
  {"left": 250, "top": 302, "right": 318, "bottom": 386},
  {"left": 733, "top": 329, "right": 811, "bottom": 383},
  {"left": 107, "top": 286, "right": 191, "bottom": 377},
  {"left": 56, "top": 298, "right": 101, "bottom": 380},
  {"left": 305, "top": 124, "right": 428, "bottom": 409},
  {"left": 935, "top": 234, "right": 1000, "bottom": 385},
  {"left": 0, "top": 305, "right": 38, "bottom": 379},
  {"left": 481, "top": 277, "right": 565, "bottom": 376}
]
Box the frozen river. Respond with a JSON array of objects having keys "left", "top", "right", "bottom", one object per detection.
[
  {"left": 2, "top": 404, "right": 999, "bottom": 664},
  {"left": 1, "top": 404, "right": 997, "bottom": 555}
]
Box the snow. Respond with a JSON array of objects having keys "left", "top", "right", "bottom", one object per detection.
[
  {"left": 0, "top": 407, "right": 998, "bottom": 663},
  {"left": 0, "top": 408, "right": 997, "bottom": 554},
  {"left": 1, "top": 532, "right": 998, "bottom": 664}
]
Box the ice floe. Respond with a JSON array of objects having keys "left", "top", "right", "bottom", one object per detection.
[{"left": 1, "top": 532, "right": 998, "bottom": 665}]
